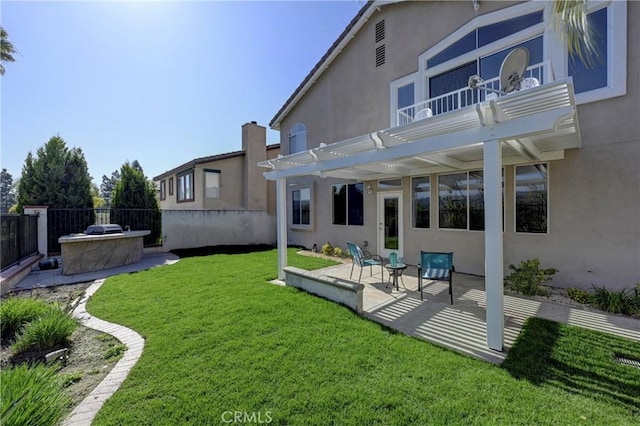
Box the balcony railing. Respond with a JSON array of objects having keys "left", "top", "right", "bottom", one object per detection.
[{"left": 397, "top": 62, "right": 551, "bottom": 126}]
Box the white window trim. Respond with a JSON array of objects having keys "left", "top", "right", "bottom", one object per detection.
[
  {"left": 290, "top": 185, "right": 313, "bottom": 230},
  {"left": 572, "top": 0, "right": 627, "bottom": 104},
  {"left": 419, "top": 1, "right": 545, "bottom": 72},
  {"left": 514, "top": 162, "right": 550, "bottom": 236},
  {"left": 390, "top": 0, "right": 626, "bottom": 124}
]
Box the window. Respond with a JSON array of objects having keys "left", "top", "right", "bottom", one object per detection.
[
  {"left": 439, "top": 173, "right": 468, "bottom": 230},
  {"left": 332, "top": 183, "right": 363, "bottom": 226},
  {"left": 468, "top": 171, "right": 485, "bottom": 231},
  {"left": 379, "top": 179, "right": 402, "bottom": 189},
  {"left": 479, "top": 37, "right": 543, "bottom": 82},
  {"left": 426, "top": 11, "right": 543, "bottom": 69},
  {"left": 292, "top": 188, "right": 311, "bottom": 226},
  {"left": 397, "top": 84, "right": 414, "bottom": 111},
  {"left": 168, "top": 177, "right": 174, "bottom": 196},
  {"left": 204, "top": 169, "right": 220, "bottom": 199},
  {"left": 288, "top": 123, "right": 307, "bottom": 154},
  {"left": 438, "top": 170, "right": 503, "bottom": 230},
  {"left": 515, "top": 163, "right": 548, "bottom": 234},
  {"left": 428, "top": 36, "right": 543, "bottom": 103},
  {"left": 392, "top": 76, "right": 416, "bottom": 125},
  {"left": 569, "top": 7, "right": 607, "bottom": 94},
  {"left": 177, "top": 170, "right": 194, "bottom": 202},
  {"left": 570, "top": 1, "right": 626, "bottom": 103},
  {"left": 159, "top": 180, "right": 166, "bottom": 201},
  {"left": 412, "top": 176, "right": 430, "bottom": 228}
]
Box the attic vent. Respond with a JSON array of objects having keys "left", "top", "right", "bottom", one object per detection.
[
  {"left": 375, "top": 20, "right": 385, "bottom": 43},
  {"left": 376, "top": 44, "right": 386, "bottom": 67}
]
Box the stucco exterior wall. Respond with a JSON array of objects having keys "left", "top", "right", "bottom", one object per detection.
[
  {"left": 156, "top": 122, "right": 278, "bottom": 212},
  {"left": 201, "top": 156, "right": 245, "bottom": 210},
  {"left": 161, "top": 210, "right": 277, "bottom": 251},
  {"left": 274, "top": 1, "right": 639, "bottom": 290}
]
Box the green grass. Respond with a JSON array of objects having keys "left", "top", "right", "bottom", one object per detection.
[
  {"left": 502, "top": 317, "right": 640, "bottom": 414},
  {"left": 87, "top": 248, "right": 639, "bottom": 425}
]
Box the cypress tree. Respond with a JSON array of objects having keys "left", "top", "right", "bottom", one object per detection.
[{"left": 16, "top": 136, "right": 93, "bottom": 211}]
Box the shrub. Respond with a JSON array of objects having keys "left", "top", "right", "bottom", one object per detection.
[
  {"left": 321, "top": 242, "right": 334, "bottom": 256},
  {"left": 0, "top": 363, "right": 70, "bottom": 426},
  {"left": 12, "top": 308, "right": 78, "bottom": 354},
  {"left": 105, "top": 343, "right": 127, "bottom": 361},
  {"left": 591, "top": 285, "right": 638, "bottom": 316},
  {"left": 0, "top": 298, "right": 52, "bottom": 338},
  {"left": 61, "top": 371, "right": 83, "bottom": 387},
  {"left": 567, "top": 288, "right": 593, "bottom": 304},
  {"left": 333, "top": 247, "right": 344, "bottom": 258},
  {"left": 504, "top": 259, "right": 557, "bottom": 296}
]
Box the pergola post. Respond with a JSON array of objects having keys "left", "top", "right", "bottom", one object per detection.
[
  {"left": 275, "top": 178, "right": 288, "bottom": 280},
  {"left": 483, "top": 139, "right": 504, "bottom": 351}
]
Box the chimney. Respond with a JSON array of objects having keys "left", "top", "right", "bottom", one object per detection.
[{"left": 242, "top": 121, "right": 267, "bottom": 210}]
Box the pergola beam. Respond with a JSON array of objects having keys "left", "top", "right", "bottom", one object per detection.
[{"left": 263, "top": 106, "right": 573, "bottom": 180}]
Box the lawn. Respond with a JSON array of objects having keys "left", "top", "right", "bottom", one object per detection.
[{"left": 87, "top": 249, "right": 639, "bottom": 425}]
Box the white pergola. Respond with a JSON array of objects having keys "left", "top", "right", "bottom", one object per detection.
[{"left": 259, "top": 79, "right": 581, "bottom": 351}]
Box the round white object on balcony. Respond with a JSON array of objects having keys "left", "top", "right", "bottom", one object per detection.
[
  {"left": 414, "top": 108, "right": 433, "bottom": 121},
  {"left": 519, "top": 77, "right": 540, "bottom": 91}
]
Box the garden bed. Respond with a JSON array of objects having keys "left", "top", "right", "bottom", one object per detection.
[{"left": 0, "top": 283, "right": 124, "bottom": 420}]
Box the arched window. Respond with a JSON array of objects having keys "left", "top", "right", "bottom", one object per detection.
[{"left": 288, "top": 123, "right": 307, "bottom": 154}]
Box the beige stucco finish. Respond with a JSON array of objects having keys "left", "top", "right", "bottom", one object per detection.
[
  {"left": 153, "top": 122, "right": 280, "bottom": 251},
  {"left": 274, "top": 1, "right": 639, "bottom": 290},
  {"left": 155, "top": 122, "right": 280, "bottom": 212}
]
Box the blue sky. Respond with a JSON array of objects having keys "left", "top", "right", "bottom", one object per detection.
[{"left": 1, "top": 0, "right": 362, "bottom": 186}]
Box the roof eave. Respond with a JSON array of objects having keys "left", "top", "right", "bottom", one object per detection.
[{"left": 269, "top": 1, "right": 401, "bottom": 131}]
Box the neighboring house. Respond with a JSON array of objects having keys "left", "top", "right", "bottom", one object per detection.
[
  {"left": 153, "top": 121, "right": 280, "bottom": 250},
  {"left": 260, "top": 0, "right": 637, "bottom": 349}
]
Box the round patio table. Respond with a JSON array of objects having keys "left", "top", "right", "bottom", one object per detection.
[{"left": 385, "top": 263, "right": 407, "bottom": 291}]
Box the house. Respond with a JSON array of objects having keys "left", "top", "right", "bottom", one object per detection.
[
  {"left": 153, "top": 121, "right": 280, "bottom": 251},
  {"left": 259, "top": 0, "right": 638, "bottom": 350}
]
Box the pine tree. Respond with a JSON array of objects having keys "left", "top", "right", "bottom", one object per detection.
[
  {"left": 0, "top": 168, "right": 16, "bottom": 213},
  {"left": 100, "top": 170, "right": 120, "bottom": 207}
]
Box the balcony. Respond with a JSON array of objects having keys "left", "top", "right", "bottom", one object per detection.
[{"left": 396, "top": 62, "right": 551, "bottom": 127}]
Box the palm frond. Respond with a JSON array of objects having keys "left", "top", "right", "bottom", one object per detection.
[
  {"left": 0, "top": 26, "right": 17, "bottom": 75},
  {"left": 551, "top": 0, "right": 602, "bottom": 69}
]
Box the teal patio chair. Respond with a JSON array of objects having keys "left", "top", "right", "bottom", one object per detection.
[
  {"left": 346, "top": 242, "right": 384, "bottom": 284},
  {"left": 418, "top": 251, "right": 454, "bottom": 304}
]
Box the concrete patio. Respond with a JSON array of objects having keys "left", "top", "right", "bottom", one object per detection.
[{"left": 307, "top": 262, "right": 640, "bottom": 364}]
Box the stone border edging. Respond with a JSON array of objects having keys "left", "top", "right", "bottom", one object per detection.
[{"left": 62, "top": 279, "right": 145, "bottom": 426}]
